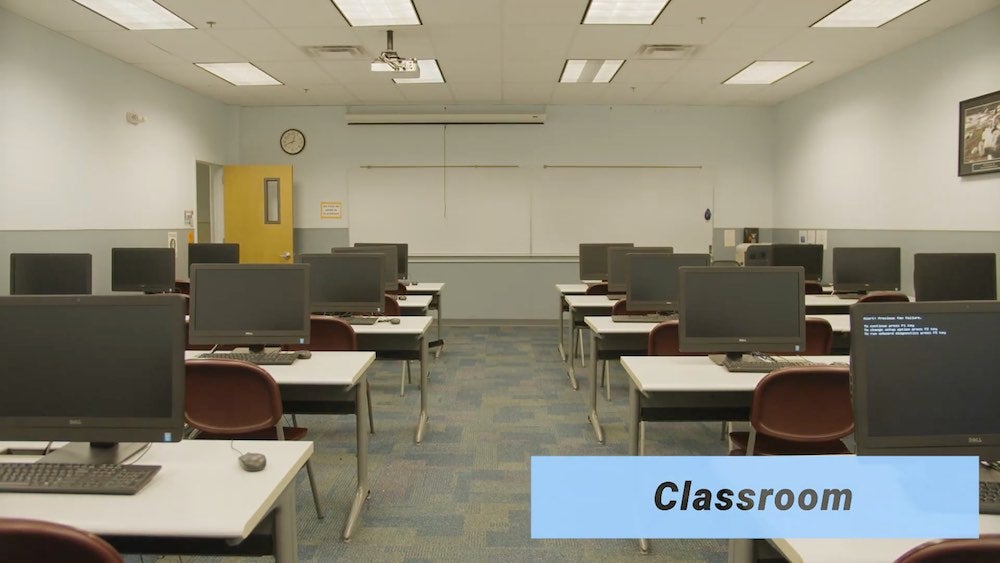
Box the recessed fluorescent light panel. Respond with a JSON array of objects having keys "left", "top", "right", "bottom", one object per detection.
[
  {"left": 196, "top": 63, "right": 282, "bottom": 86},
  {"left": 812, "top": 0, "right": 930, "bottom": 28},
  {"left": 393, "top": 60, "right": 444, "bottom": 84},
  {"left": 331, "top": 0, "right": 420, "bottom": 26},
  {"left": 560, "top": 60, "right": 624, "bottom": 83},
  {"left": 71, "top": 0, "right": 193, "bottom": 30},
  {"left": 724, "top": 61, "right": 811, "bottom": 85},
  {"left": 582, "top": 0, "right": 671, "bottom": 25}
]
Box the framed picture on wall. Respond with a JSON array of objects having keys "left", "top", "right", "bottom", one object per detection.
[{"left": 959, "top": 89, "right": 1000, "bottom": 176}]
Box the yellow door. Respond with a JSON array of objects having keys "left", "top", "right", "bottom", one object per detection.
[{"left": 223, "top": 165, "right": 294, "bottom": 264}]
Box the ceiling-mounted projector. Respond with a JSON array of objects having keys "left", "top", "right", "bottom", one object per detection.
[{"left": 371, "top": 30, "right": 417, "bottom": 73}]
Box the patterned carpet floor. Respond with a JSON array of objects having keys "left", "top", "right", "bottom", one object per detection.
[{"left": 135, "top": 324, "right": 730, "bottom": 563}]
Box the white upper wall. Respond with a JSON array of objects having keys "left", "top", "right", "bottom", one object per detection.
[
  {"left": 774, "top": 7, "right": 1000, "bottom": 231},
  {"left": 0, "top": 8, "right": 238, "bottom": 231},
  {"left": 238, "top": 104, "right": 776, "bottom": 231}
]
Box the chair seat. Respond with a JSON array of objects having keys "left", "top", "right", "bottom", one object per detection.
[
  {"left": 197, "top": 426, "right": 308, "bottom": 441},
  {"left": 728, "top": 431, "right": 851, "bottom": 456}
]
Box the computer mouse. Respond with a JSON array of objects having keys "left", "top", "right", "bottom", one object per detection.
[
  {"left": 239, "top": 452, "right": 267, "bottom": 472},
  {"left": 297, "top": 349, "right": 312, "bottom": 360},
  {"left": 397, "top": 295, "right": 407, "bottom": 300},
  {"left": 389, "top": 317, "right": 401, "bottom": 324}
]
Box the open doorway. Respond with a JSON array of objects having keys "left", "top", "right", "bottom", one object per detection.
[{"left": 195, "top": 161, "right": 225, "bottom": 243}]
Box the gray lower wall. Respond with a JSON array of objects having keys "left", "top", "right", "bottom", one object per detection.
[{"left": 6, "top": 227, "right": 998, "bottom": 318}]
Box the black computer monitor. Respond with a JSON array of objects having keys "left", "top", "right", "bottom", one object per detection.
[
  {"left": 770, "top": 244, "right": 824, "bottom": 282},
  {"left": 188, "top": 264, "right": 310, "bottom": 349},
  {"left": 0, "top": 294, "right": 185, "bottom": 464},
  {"left": 831, "top": 247, "right": 901, "bottom": 294},
  {"left": 333, "top": 246, "right": 397, "bottom": 292},
  {"left": 187, "top": 243, "right": 239, "bottom": 275},
  {"left": 355, "top": 242, "right": 409, "bottom": 280},
  {"left": 111, "top": 247, "right": 176, "bottom": 293},
  {"left": 851, "top": 300, "right": 1000, "bottom": 460},
  {"left": 578, "top": 243, "right": 633, "bottom": 281},
  {"left": 626, "top": 253, "right": 711, "bottom": 313},
  {"left": 299, "top": 253, "right": 384, "bottom": 315},
  {"left": 678, "top": 266, "right": 806, "bottom": 362},
  {"left": 9, "top": 253, "right": 92, "bottom": 295},
  {"left": 607, "top": 246, "right": 673, "bottom": 294},
  {"left": 913, "top": 253, "right": 997, "bottom": 301}
]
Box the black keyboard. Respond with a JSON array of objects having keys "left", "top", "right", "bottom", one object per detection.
[
  {"left": 346, "top": 316, "right": 379, "bottom": 326},
  {"left": 982, "top": 481, "right": 1000, "bottom": 514},
  {"left": 722, "top": 358, "right": 815, "bottom": 373},
  {"left": 0, "top": 463, "right": 160, "bottom": 495},
  {"left": 198, "top": 351, "right": 297, "bottom": 365},
  {"left": 611, "top": 314, "right": 677, "bottom": 323}
]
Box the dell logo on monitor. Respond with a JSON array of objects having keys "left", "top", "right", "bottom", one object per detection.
[
  {"left": 244, "top": 331, "right": 254, "bottom": 336},
  {"left": 69, "top": 419, "right": 83, "bottom": 425},
  {"left": 968, "top": 436, "right": 983, "bottom": 443}
]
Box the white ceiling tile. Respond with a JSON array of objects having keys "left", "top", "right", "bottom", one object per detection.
[
  {"left": 255, "top": 61, "right": 340, "bottom": 87},
  {"left": 397, "top": 83, "right": 455, "bottom": 104},
  {"left": 503, "top": 25, "right": 577, "bottom": 61},
  {"left": 657, "top": 0, "right": 758, "bottom": 27},
  {"left": 502, "top": 82, "right": 555, "bottom": 105},
  {"left": 425, "top": 25, "right": 502, "bottom": 62},
  {"left": 691, "top": 26, "right": 795, "bottom": 61},
  {"left": 641, "top": 24, "right": 728, "bottom": 46},
  {"left": 0, "top": 0, "right": 121, "bottom": 31},
  {"left": 567, "top": 25, "right": 652, "bottom": 59},
  {"left": 158, "top": 0, "right": 270, "bottom": 29},
  {"left": 435, "top": 60, "right": 503, "bottom": 83},
  {"left": 140, "top": 30, "right": 245, "bottom": 62},
  {"left": 733, "top": 0, "right": 844, "bottom": 27},
  {"left": 64, "top": 30, "right": 182, "bottom": 64},
  {"left": 208, "top": 28, "right": 311, "bottom": 61},
  {"left": 613, "top": 59, "right": 686, "bottom": 83},
  {"left": 550, "top": 83, "right": 609, "bottom": 104},
  {"left": 503, "top": 60, "right": 565, "bottom": 82},
  {"left": 503, "top": 0, "right": 589, "bottom": 25},
  {"left": 416, "top": 0, "right": 502, "bottom": 24},
  {"left": 341, "top": 83, "right": 408, "bottom": 104},
  {"left": 243, "top": 0, "right": 349, "bottom": 28},
  {"left": 448, "top": 82, "right": 503, "bottom": 103},
  {"left": 279, "top": 26, "right": 362, "bottom": 47}
]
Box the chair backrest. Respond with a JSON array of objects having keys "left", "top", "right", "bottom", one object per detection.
[
  {"left": 750, "top": 366, "right": 854, "bottom": 444},
  {"left": 857, "top": 291, "right": 909, "bottom": 303},
  {"left": 396, "top": 282, "right": 408, "bottom": 295},
  {"left": 804, "top": 317, "right": 834, "bottom": 355},
  {"left": 383, "top": 294, "right": 401, "bottom": 315},
  {"left": 0, "top": 518, "right": 123, "bottom": 563},
  {"left": 647, "top": 320, "right": 691, "bottom": 356},
  {"left": 611, "top": 299, "right": 628, "bottom": 315},
  {"left": 307, "top": 315, "right": 357, "bottom": 351},
  {"left": 895, "top": 535, "right": 1000, "bottom": 563},
  {"left": 804, "top": 280, "right": 824, "bottom": 295},
  {"left": 184, "top": 359, "right": 283, "bottom": 435},
  {"left": 585, "top": 282, "right": 609, "bottom": 295}
]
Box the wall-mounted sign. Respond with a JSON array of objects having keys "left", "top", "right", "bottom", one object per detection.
[{"left": 320, "top": 201, "right": 342, "bottom": 219}]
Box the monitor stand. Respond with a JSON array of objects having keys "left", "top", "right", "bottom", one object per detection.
[
  {"left": 709, "top": 352, "right": 744, "bottom": 366},
  {"left": 39, "top": 442, "right": 149, "bottom": 465}
]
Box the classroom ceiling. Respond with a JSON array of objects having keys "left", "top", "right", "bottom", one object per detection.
[{"left": 3, "top": 0, "right": 999, "bottom": 107}]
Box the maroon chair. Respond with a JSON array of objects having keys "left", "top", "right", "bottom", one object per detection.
[
  {"left": 804, "top": 317, "right": 834, "bottom": 355},
  {"left": 804, "top": 280, "right": 824, "bottom": 295},
  {"left": 729, "top": 366, "right": 854, "bottom": 456},
  {"left": 381, "top": 296, "right": 417, "bottom": 395},
  {"left": 894, "top": 535, "right": 1000, "bottom": 563},
  {"left": 598, "top": 299, "right": 656, "bottom": 400},
  {"left": 571, "top": 283, "right": 611, "bottom": 368},
  {"left": 0, "top": 518, "right": 123, "bottom": 563},
  {"left": 184, "top": 359, "right": 324, "bottom": 519},
  {"left": 856, "top": 291, "right": 910, "bottom": 303}
]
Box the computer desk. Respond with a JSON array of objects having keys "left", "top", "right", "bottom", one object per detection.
[
  {"left": 0, "top": 440, "right": 311, "bottom": 563},
  {"left": 563, "top": 294, "right": 617, "bottom": 390},
  {"left": 396, "top": 294, "right": 432, "bottom": 315},
  {"left": 805, "top": 294, "right": 858, "bottom": 314},
  {"left": 186, "top": 350, "right": 375, "bottom": 539},
  {"left": 351, "top": 316, "right": 434, "bottom": 444},
  {"left": 402, "top": 282, "right": 445, "bottom": 355},
  {"left": 620, "top": 354, "right": 845, "bottom": 556},
  {"left": 555, "top": 283, "right": 590, "bottom": 361}
]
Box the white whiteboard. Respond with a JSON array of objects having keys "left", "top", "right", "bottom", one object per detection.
[{"left": 347, "top": 166, "right": 713, "bottom": 255}]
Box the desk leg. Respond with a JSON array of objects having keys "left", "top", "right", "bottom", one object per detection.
[
  {"left": 629, "top": 381, "right": 648, "bottom": 553},
  {"left": 587, "top": 331, "right": 604, "bottom": 443},
  {"left": 728, "top": 539, "right": 753, "bottom": 563},
  {"left": 343, "top": 374, "right": 370, "bottom": 541},
  {"left": 432, "top": 292, "right": 444, "bottom": 358},
  {"left": 564, "top": 310, "right": 578, "bottom": 390},
  {"left": 273, "top": 481, "right": 299, "bottom": 563},
  {"left": 415, "top": 335, "right": 430, "bottom": 443},
  {"left": 557, "top": 294, "right": 567, "bottom": 361}
]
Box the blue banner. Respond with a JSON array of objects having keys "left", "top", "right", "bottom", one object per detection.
[{"left": 530, "top": 456, "right": 978, "bottom": 539}]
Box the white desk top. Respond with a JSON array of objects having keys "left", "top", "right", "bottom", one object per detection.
[
  {"left": 556, "top": 283, "right": 590, "bottom": 294},
  {"left": 0, "top": 440, "right": 311, "bottom": 540},
  {"left": 805, "top": 294, "right": 857, "bottom": 307},
  {"left": 403, "top": 282, "right": 444, "bottom": 294},
  {"left": 351, "top": 316, "right": 432, "bottom": 335},
  {"left": 396, "top": 295, "right": 433, "bottom": 309},
  {"left": 186, "top": 351, "right": 374, "bottom": 387},
  {"left": 771, "top": 515, "right": 1000, "bottom": 563},
  {"left": 565, "top": 294, "right": 618, "bottom": 309},
  {"left": 621, "top": 355, "right": 847, "bottom": 394},
  {"left": 585, "top": 315, "right": 658, "bottom": 334}
]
